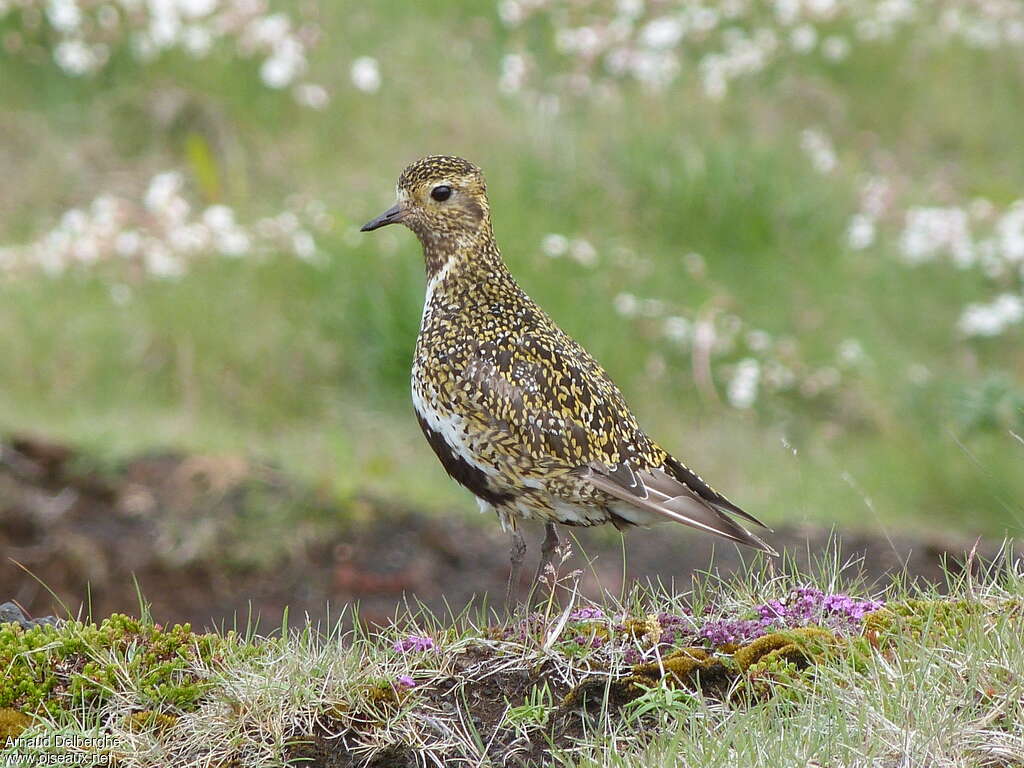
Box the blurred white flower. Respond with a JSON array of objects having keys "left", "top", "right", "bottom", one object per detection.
[
  {"left": 145, "top": 172, "right": 185, "bottom": 211},
  {"left": 569, "top": 238, "right": 597, "bottom": 267},
  {"left": 613, "top": 292, "right": 638, "bottom": 317},
  {"left": 541, "top": 233, "right": 569, "bottom": 258},
  {"left": 996, "top": 202, "right": 1024, "bottom": 262},
  {"left": 261, "top": 38, "right": 305, "bottom": 88},
  {"left": 900, "top": 207, "right": 973, "bottom": 265},
  {"left": 54, "top": 39, "right": 97, "bottom": 75},
  {"left": 728, "top": 358, "right": 760, "bottom": 409},
  {"left": 47, "top": 0, "right": 81, "bottom": 32},
  {"left": 294, "top": 82, "right": 330, "bottom": 110},
  {"left": 800, "top": 128, "right": 837, "bottom": 174},
  {"left": 182, "top": 25, "right": 213, "bottom": 56},
  {"left": 822, "top": 35, "right": 850, "bottom": 61},
  {"left": 958, "top": 293, "right": 1024, "bottom": 337},
  {"left": 837, "top": 338, "right": 866, "bottom": 366},
  {"left": 178, "top": 0, "right": 218, "bottom": 19},
  {"left": 789, "top": 24, "right": 817, "bottom": 53},
  {"left": 846, "top": 214, "right": 876, "bottom": 250},
  {"left": 1, "top": 171, "right": 330, "bottom": 279},
  {"left": 499, "top": 53, "right": 527, "bottom": 94},
  {"left": 663, "top": 316, "right": 691, "bottom": 344},
  {"left": 641, "top": 17, "right": 684, "bottom": 49},
  {"left": 202, "top": 205, "right": 235, "bottom": 231},
  {"left": 350, "top": 56, "right": 381, "bottom": 93}
]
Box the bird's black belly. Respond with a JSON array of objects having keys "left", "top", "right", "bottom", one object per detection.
[{"left": 414, "top": 410, "right": 514, "bottom": 507}]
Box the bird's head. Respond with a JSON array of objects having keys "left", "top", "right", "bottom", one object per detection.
[{"left": 360, "top": 155, "right": 491, "bottom": 246}]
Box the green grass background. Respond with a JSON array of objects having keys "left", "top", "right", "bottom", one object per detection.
[{"left": 1, "top": 1, "right": 1022, "bottom": 539}]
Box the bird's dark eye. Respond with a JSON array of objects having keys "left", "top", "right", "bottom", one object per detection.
[{"left": 430, "top": 185, "right": 452, "bottom": 202}]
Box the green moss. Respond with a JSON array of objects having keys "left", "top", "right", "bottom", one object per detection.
[
  {"left": 123, "top": 710, "right": 179, "bottom": 734},
  {"left": 632, "top": 648, "right": 719, "bottom": 686},
  {"left": 733, "top": 627, "right": 837, "bottom": 672},
  {"left": 0, "top": 614, "right": 236, "bottom": 717},
  {"left": 863, "top": 598, "right": 1023, "bottom": 643},
  {"left": 0, "top": 708, "right": 33, "bottom": 739}
]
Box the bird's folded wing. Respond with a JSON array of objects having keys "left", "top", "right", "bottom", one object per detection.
[{"left": 582, "top": 462, "right": 777, "bottom": 555}]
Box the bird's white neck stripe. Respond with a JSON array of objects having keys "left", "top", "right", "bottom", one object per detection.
[{"left": 421, "top": 257, "right": 454, "bottom": 325}]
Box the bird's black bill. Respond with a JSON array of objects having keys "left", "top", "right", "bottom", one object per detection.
[{"left": 360, "top": 204, "right": 404, "bottom": 232}]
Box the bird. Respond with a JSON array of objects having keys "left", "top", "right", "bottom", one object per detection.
[{"left": 361, "top": 155, "right": 775, "bottom": 603}]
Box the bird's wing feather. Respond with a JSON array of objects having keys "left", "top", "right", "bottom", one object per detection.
[{"left": 582, "top": 462, "right": 777, "bottom": 554}]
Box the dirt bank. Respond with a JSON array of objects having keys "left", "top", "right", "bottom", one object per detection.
[{"left": 0, "top": 434, "right": 1007, "bottom": 630}]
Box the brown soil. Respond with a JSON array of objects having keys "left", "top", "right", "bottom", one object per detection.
[{"left": 0, "top": 433, "right": 1004, "bottom": 631}]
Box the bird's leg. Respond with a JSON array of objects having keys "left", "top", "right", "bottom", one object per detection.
[
  {"left": 531, "top": 522, "right": 560, "bottom": 594},
  {"left": 507, "top": 529, "right": 527, "bottom": 609}
]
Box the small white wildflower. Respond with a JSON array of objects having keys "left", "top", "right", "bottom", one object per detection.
[
  {"left": 350, "top": 56, "right": 381, "bottom": 93},
  {"left": 292, "top": 230, "right": 317, "bottom": 261},
  {"left": 145, "top": 171, "right": 184, "bottom": 211},
  {"left": 727, "top": 358, "right": 760, "bottom": 409},
  {"left": 145, "top": 243, "right": 185, "bottom": 278},
  {"left": 957, "top": 293, "right": 1024, "bottom": 337},
  {"left": 641, "top": 17, "right": 685, "bottom": 49},
  {"left": 807, "top": 0, "right": 837, "bottom": 15},
  {"left": 47, "top": 0, "right": 82, "bottom": 32},
  {"left": 202, "top": 205, "right": 235, "bottom": 232},
  {"left": 837, "top": 338, "right": 866, "bottom": 366},
  {"left": 774, "top": 0, "right": 800, "bottom": 26},
  {"left": 181, "top": 25, "right": 213, "bottom": 57},
  {"left": 60, "top": 208, "right": 88, "bottom": 235},
  {"left": 248, "top": 13, "right": 290, "bottom": 46},
  {"left": 569, "top": 238, "right": 597, "bottom": 267},
  {"left": 859, "top": 175, "right": 891, "bottom": 218},
  {"left": 541, "top": 234, "right": 569, "bottom": 258},
  {"left": 663, "top": 316, "right": 691, "bottom": 344},
  {"left": 996, "top": 201, "right": 1024, "bottom": 262},
  {"left": 54, "top": 39, "right": 97, "bottom": 75},
  {"left": 821, "top": 35, "right": 850, "bottom": 61},
  {"left": 790, "top": 24, "right": 817, "bottom": 53},
  {"left": 177, "top": 0, "right": 217, "bottom": 18},
  {"left": 261, "top": 39, "right": 306, "bottom": 88},
  {"left": 691, "top": 7, "right": 719, "bottom": 33},
  {"left": 294, "top": 82, "right": 329, "bottom": 110},
  {"left": 800, "top": 128, "right": 837, "bottom": 174},
  {"left": 115, "top": 231, "right": 142, "bottom": 257},
  {"left": 499, "top": 53, "right": 527, "bottom": 94},
  {"left": 846, "top": 214, "right": 876, "bottom": 250},
  {"left": 899, "top": 207, "right": 972, "bottom": 265},
  {"left": 498, "top": 0, "right": 523, "bottom": 26},
  {"left": 215, "top": 229, "right": 250, "bottom": 257},
  {"left": 617, "top": 0, "right": 644, "bottom": 18},
  {"left": 613, "top": 292, "right": 638, "bottom": 317},
  {"left": 694, "top": 319, "right": 716, "bottom": 351}
]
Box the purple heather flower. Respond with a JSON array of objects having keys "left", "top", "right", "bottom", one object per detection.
[
  {"left": 395, "top": 675, "right": 416, "bottom": 688},
  {"left": 393, "top": 635, "right": 436, "bottom": 653},
  {"left": 570, "top": 607, "right": 605, "bottom": 621},
  {"left": 698, "top": 617, "right": 770, "bottom": 646}
]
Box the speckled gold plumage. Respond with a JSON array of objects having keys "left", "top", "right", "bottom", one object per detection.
[{"left": 362, "top": 155, "right": 774, "bottom": 557}]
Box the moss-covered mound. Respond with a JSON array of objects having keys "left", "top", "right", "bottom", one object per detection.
[{"left": 0, "top": 613, "right": 234, "bottom": 717}]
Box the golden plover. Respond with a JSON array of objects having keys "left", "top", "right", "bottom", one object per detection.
[{"left": 361, "top": 155, "right": 775, "bottom": 601}]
